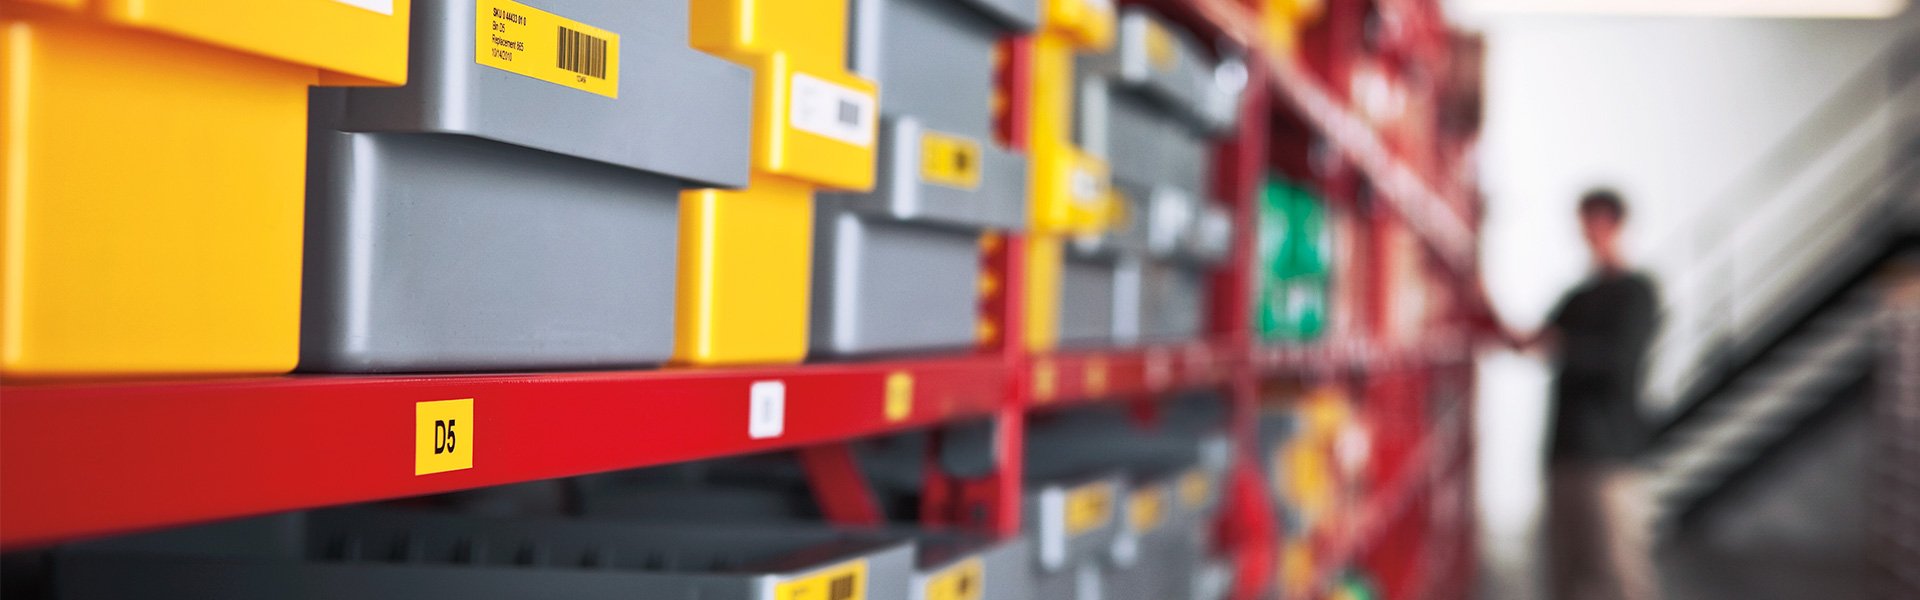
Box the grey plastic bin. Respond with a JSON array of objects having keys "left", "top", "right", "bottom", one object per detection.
[
  {"left": 812, "top": 0, "right": 1038, "bottom": 356},
  {"left": 1069, "top": 6, "right": 1238, "bottom": 348},
  {"left": 56, "top": 511, "right": 915, "bottom": 600},
  {"left": 301, "top": 0, "right": 751, "bottom": 372}
]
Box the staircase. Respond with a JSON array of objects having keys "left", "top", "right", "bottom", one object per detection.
[{"left": 1639, "top": 28, "right": 1920, "bottom": 536}]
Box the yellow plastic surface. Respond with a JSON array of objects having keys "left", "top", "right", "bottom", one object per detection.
[
  {"left": 675, "top": 176, "right": 815, "bottom": 366},
  {"left": 1, "top": 20, "right": 311, "bottom": 377},
  {"left": 1023, "top": 0, "right": 1119, "bottom": 351},
  {"left": 1, "top": 2, "right": 408, "bottom": 377},
  {"left": 676, "top": 0, "right": 876, "bottom": 365},
  {"left": 6, "top": 0, "right": 411, "bottom": 85}
]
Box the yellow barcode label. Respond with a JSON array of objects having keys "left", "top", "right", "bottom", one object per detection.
[
  {"left": 775, "top": 560, "right": 867, "bottom": 600},
  {"left": 415, "top": 399, "right": 474, "bottom": 475},
  {"left": 1128, "top": 487, "right": 1166, "bottom": 533},
  {"left": 924, "top": 558, "right": 985, "bottom": 600},
  {"left": 475, "top": 0, "right": 619, "bottom": 98},
  {"left": 1180, "top": 469, "right": 1212, "bottom": 510},
  {"left": 885, "top": 371, "right": 914, "bottom": 423},
  {"left": 1033, "top": 359, "right": 1057, "bottom": 402},
  {"left": 1084, "top": 357, "right": 1108, "bottom": 396},
  {"left": 920, "top": 131, "right": 982, "bottom": 190},
  {"left": 1065, "top": 483, "right": 1114, "bottom": 535}
]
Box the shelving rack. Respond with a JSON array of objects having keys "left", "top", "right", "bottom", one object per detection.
[{"left": 0, "top": 1, "right": 1480, "bottom": 598}]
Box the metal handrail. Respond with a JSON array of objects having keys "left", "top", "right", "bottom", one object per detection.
[{"left": 1644, "top": 30, "right": 1920, "bottom": 412}]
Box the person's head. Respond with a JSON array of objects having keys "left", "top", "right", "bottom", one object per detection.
[{"left": 1578, "top": 188, "right": 1627, "bottom": 267}]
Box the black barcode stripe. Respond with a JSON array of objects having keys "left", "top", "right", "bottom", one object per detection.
[{"left": 557, "top": 26, "right": 606, "bottom": 79}]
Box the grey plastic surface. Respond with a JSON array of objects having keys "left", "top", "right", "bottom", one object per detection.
[
  {"left": 300, "top": 131, "right": 679, "bottom": 373},
  {"left": 1022, "top": 472, "right": 1124, "bottom": 573},
  {"left": 816, "top": 0, "right": 1035, "bottom": 356},
  {"left": 314, "top": 0, "right": 750, "bottom": 189},
  {"left": 57, "top": 513, "right": 917, "bottom": 600},
  {"left": 811, "top": 211, "right": 984, "bottom": 355},
  {"left": 1096, "top": 6, "right": 1241, "bottom": 133},
  {"left": 1059, "top": 249, "right": 1125, "bottom": 347},
  {"left": 910, "top": 536, "right": 1032, "bottom": 600}
]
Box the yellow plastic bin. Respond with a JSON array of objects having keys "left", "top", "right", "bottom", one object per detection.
[
  {"left": 0, "top": 0, "right": 409, "bottom": 377},
  {"left": 1023, "top": 0, "right": 1121, "bottom": 352},
  {"left": 676, "top": 0, "right": 879, "bottom": 366}
]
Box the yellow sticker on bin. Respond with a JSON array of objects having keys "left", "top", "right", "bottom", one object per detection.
[
  {"left": 1065, "top": 483, "right": 1114, "bottom": 535},
  {"left": 925, "top": 557, "right": 985, "bottom": 600},
  {"left": 1180, "top": 469, "right": 1212, "bottom": 510},
  {"left": 1129, "top": 487, "right": 1166, "bottom": 533},
  {"left": 921, "top": 130, "right": 982, "bottom": 190},
  {"left": 775, "top": 560, "right": 867, "bottom": 600},
  {"left": 475, "top": 0, "right": 619, "bottom": 98}
]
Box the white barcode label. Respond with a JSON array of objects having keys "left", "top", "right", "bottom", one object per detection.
[
  {"left": 1070, "top": 168, "right": 1104, "bottom": 205},
  {"left": 1083, "top": 0, "right": 1114, "bottom": 11},
  {"left": 790, "top": 73, "right": 876, "bottom": 148},
  {"left": 748, "top": 381, "right": 786, "bottom": 440},
  {"left": 334, "top": 0, "right": 394, "bottom": 15}
]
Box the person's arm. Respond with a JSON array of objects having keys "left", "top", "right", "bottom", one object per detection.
[{"left": 1466, "top": 275, "right": 1538, "bottom": 351}]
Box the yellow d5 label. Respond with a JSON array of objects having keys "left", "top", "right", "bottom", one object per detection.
[
  {"left": 925, "top": 558, "right": 985, "bottom": 600},
  {"left": 775, "top": 560, "right": 867, "bottom": 600},
  {"left": 920, "top": 131, "right": 982, "bottom": 190},
  {"left": 1065, "top": 484, "right": 1113, "bottom": 535},
  {"left": 475, "top": 0, "right": 620, "bottom": 98},
  {"left": 415, "top": 399, "right": 474, "bottom": 475}
]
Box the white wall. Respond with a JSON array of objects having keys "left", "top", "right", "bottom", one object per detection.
[{"left": 1455, "top": 8, "right": 1918, "bottom": 597}]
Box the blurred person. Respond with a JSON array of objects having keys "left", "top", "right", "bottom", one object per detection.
[{"left": 1475, "top": 189, "right": 1663, "bottom": 600}]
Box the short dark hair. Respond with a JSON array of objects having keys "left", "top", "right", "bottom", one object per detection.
[{"left": 1579, "top": 188, "right": 1627, "bottom": 222}]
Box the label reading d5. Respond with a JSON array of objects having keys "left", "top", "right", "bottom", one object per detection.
[
  {"left": 774, "top": 560, "right": 867, "bottom": 600},
  {"left": 415, "top": 399, "right": 474, "bottom": 475},
  {"left": 475, "top": 0, "right": 619, "bottom": 98}
]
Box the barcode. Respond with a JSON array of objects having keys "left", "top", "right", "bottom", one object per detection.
[
  {"left": 829, "top": 575, "right": 855, "bottom": 600},
  {"left": 557, "top": 26, "right": 607, "bottom": 79},
  {"left": 837, "top": 99, "right": 861, "bottom": 126}
]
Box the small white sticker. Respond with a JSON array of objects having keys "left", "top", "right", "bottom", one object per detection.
[
  {"left": 1070, "top": 168, "right": 1103, "bottom": 206},
  {"left": 789, "top": 73, "right": 876, "bottom": 147},
  {"left": 334, "top": 0, "right": 394, "bottom": 15},
  {"left": 1083, "top": 0, "right": 1114, "bottom": 11},
  {"left": 749, "top": 380, "right": 786, "bottom": 440}
]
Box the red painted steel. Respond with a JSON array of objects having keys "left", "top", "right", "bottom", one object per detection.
[
  {"left": 799, "top": 442, "right": 886, "bottom": 527},
  {"left": 0, "top": 357, "right": 1002, "bottom": 549}
]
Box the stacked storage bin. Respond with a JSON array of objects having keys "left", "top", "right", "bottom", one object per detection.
[
  {"left": 812, "top": 0, "right": 1038, "bottom": 356},
  {"left": 1, "top": 0, "right": 409, "bottom": 377},
  {"left": 300, "top": 0, "right": 751, "bottom": 372},
  {"left": 56, "top": 510, "right": 916, "bottom": 599},
  {"left": 678, "top": 0, "right": 880, "bottom": 365},
  {"left": 1258, "top": 179, "right": 1335, "bottom": 343},
  {"left": 1025, "top": 397, "right": 1232, "bottom": 600},
  {"left": 1021, "top": 0, "right": 1123, "bottom": 352},
  {"left": 1064, "top": 7, "right": 1239, "bottom": 347},
  {"left": 570, "top": 458, "right": 1036, "bottom": 600}
]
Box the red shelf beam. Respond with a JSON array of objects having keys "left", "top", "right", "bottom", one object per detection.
[
  {"left": 1028, "top": 340, "right": 1240, "bottom": 409},
  {"left": 0, "top": 356, "right": 1005, "bottom": 549}
]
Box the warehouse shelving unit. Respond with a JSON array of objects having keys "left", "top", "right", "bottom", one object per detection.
[{"left": 0, "top": 1, "right": 1479, "bottom": 598}]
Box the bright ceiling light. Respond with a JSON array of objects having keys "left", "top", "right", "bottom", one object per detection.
[{"left": 1456, "top": 0, "right": 1908, "bottom": 18}]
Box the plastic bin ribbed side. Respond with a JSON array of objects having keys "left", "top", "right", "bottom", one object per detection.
[
  {"left": 300, "top": 0, "right": 749, "bottom": 372},
  {"left": 812, "top": 0, "right": 1036, "bottom": 356}
]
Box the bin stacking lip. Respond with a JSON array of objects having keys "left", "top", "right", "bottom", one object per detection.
[
  {"left": 318, "top": 0, "right": 752, "bottom": 189},
  {"left": 56, "top": 511, "right": 918, "bottom": 600},
  {"left": 301, "top": 0, "right": 752, "bottom": 373},
  {"left": 813, "top": 0, "right": 1038, "bottom": 357}
]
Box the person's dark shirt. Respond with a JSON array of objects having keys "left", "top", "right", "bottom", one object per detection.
[{"left": 1546, "top": 270, "right": 1660, "bottom": 463}]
